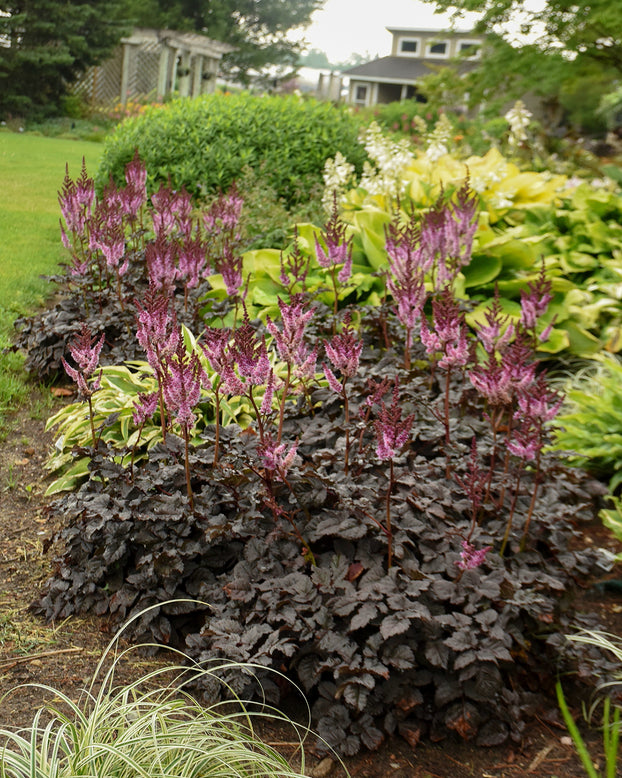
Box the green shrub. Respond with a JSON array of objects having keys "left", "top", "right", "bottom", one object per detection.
[
  {"left": 96, "top": 93, "right": 368, "bottom": 207},
  {"left": 550, "top": 355, "right": 622, "bottom": 489}
]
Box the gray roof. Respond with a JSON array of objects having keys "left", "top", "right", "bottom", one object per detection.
[{"left": 342, "top": 56, "right": 477, "bottom": 84}]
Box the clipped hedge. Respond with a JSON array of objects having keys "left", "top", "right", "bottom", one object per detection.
[{"left": 96, "top": 93, "right": 368, "bottom": 207}]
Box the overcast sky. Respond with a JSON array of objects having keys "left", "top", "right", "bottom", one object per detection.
[{"left": 294, "top": 0, "right": 481, "bottom": 62}]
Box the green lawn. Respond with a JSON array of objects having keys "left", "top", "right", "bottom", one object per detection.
[{"left": 0, "top": 132, "right": 102, "bottom": 419}]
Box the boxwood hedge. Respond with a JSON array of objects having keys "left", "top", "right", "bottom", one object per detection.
[{"left": 96, "top": 93, "right": 369, "bottom": 207}]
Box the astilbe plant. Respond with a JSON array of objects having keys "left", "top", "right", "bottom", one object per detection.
[
  {"left": 33, "top": 163, "right": 617, "bottom": 757},
  {"left": 61, "top": 323, "right": 104, "bottom": 447}
]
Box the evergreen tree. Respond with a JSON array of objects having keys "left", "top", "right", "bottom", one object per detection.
[{"left": 0, "top": 0, "right": 130, "bottom": 118}]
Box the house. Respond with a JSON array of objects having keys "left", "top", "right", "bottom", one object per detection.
[
  {"left": 73, "top": 28, "right": 234, "bottom": 107},
  {"left": 342, "top": 27, "right": 484, "bottom": 108}
]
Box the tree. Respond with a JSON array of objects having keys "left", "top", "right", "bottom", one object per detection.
[
  {"left": 0, "top": 0, "right": 130, "bottom": 118},
  {"left": 425, "top": 0, "right": 622, "bottom": 72},
  {"left": 123, "top": 0, "right": 324, "bottom": 85},
  {"left": 423, "top": 0, "right": 621, "bottom": 132}
]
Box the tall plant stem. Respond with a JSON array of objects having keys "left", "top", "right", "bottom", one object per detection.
[
  {"left": 483, "top": 405, "right": 501, "bottom": 504},
  {"left": 277, "top": 364, "right": 291, "bottom": 444},
  {"left": 499, "top": 464, "right": 523, "bottom": 557},
  {"left": 182, "top": 426, "right": 194, "bottom": 511},
  {"left": 386, "top": 459, "right": 394, "bottom": 568},
  {"left": 342, "top": 382, "right": 350, "bottom": 475},
  {"left": 444, "top": 367, "right": 452, "bottom": 477},
  {"left": 157, "top": 384, "right": 167, "bottom": 445},
  {"left": 248, "top": 391, "right": 265, "bottom": 443},
  {"left": 87, "top": 395, "right": 97, "bottom": 448},
  {"left": 519, "top": 449, "right": 541, "bottom": 551},
  {"left": 404, "top": 328, "right": 412, "bottom": 371},
  {"left": 212, "top": 389, "right": 221, "bottom": 466}
]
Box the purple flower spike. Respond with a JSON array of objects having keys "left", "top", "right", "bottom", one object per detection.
[
  {"left": 124, "top": 150, "right": 147, "bottom": 192},
  {"left": 61, "top": 323, "right": 105, "bottom": 398},
  {"left": 135, "top": 289, "right": 179, "bottom": 373},
  {"left": 520, "top": 262, "right": 553, "bottom": 332},
  {"left": 178, "top": 226, "right": 207, "bottom": 289},
  {"left": 324, "top": 317, "right": 363, "bottom": 378},
  {"left": 374, "top": 381, "right": 415, "bottom": 460},
  {"left": 457, "top": 540, "right": 491, "bottom": 571},
  {"left": 146, "top": 234, "right": 178, "bottom": 292},
  {"left": 132, "top": 391, "right": 159, "bottom": 427},
  {"left": 162, "top": 340, "right": 206, "bottom": 432},
  {"left": 257, "top": 433, "right": 298, "bottom": 477},
  {"left": 266, "top": 295, "right": 315, "bottom": 368},
  {"left": 421, "top": 289, "right": 470, "bottom": 369}
]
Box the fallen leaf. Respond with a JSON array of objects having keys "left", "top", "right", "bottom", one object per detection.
[{"left": 51, "top": 386, "right": 74, "bottom": 397}]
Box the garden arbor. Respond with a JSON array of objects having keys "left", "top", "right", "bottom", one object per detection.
[{"left": 74, "top": 28, "right": 234, "bottom": 107}]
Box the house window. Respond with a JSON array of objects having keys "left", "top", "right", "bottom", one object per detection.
[
  {"left": 425, "top": 40, "right": 449, "bottom": 58},
  {"left": 398, "top": 37, "right": 420, "bottom": 56},
  {"left": 354, "top": 84, "right": 368, "bottom": 105},
  {"left": 458, "top": 40, "right": 481, "bottom": 59}
]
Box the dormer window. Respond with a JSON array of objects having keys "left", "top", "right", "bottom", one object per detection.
[
  {"left": 425, "top": 40, "right": 449, "bottom": 58},
  {"left": 398, "top": 37, "right": 421, "bottom": 56},
  {"left": 458, "top": 40, "right": 481, "bottom": 59}
]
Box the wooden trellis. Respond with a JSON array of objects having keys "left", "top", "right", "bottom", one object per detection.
[{"left": 73, "top": 28, "right": 234, "bottom": 107}]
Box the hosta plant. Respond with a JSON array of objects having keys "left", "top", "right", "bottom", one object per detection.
[{"left": 325, "top": 123, "right": 622, "bottom": 359}]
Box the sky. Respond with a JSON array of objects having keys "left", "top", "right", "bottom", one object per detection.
[{"left": 295, "top": 0, "right": 482, "bottom": 62}]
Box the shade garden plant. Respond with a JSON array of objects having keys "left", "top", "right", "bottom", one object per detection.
[{"left": 19, "top": 153, "right": 618, "bottom": 758}]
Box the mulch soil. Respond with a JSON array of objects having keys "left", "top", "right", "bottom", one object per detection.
[{"left": 1, "top": 384, "right": 622, "bottom": 777}]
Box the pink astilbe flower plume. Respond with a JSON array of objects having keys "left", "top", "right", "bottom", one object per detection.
[
  {"left": 58, "top": 159, "right": 94, "bottom": 235},
  {"left": 266, "top": 295, "right": 315, "bottom": 367},
  {"left": 61, "top": 323, "right": 105, "bottom": 447},
  {"left": 476, "top": 288, "right": 515, "bottom": 356},
  {"left": 323, "top": 315, "right": 363, "bottom": 473},
  {"left": 420, "top": 185, "right": 479, "bottom": 289},
  {"left": 257, "top": 433, "right": 299, "bottom": 479},
  {"left": 385, "top": 214, "right": 428, "bottom": 368},
  {"left": 151, "top": 182, "right": 177, "bottom": 236},
  {"left": 314, "top": 193, "right": 353, "bottom": 316},
  {"left": 161, "top": 339, "right": 207, "bottom": 510},
  {"left": 162, "top": 340, "right": 206, "bottom": 432},
  {"left": 132, "top": 391, "right": 159, "bottom": 427},
  {"left": 457, "top": 540, "right": 491, "bottom": 571},
  {"left": 146, "top": 233, "right": 178, "bottom": 293},
  {"left": 373, "top": 380, "right": 415, "bottom": 461},
  {"left": 135, "top": 289, "right": 179, "bottom": 373},
  {"left": 323, "top": 315, "right": 363, "bottom": 382},
  {"left": 279, "top": 227, "right": 311, "bottom": 293},
  {"left": 61, "top": 323, "right": 105, "bottom": 398},
  {"left": 420, "top": 288, "right": 470, "bottom": 370},
  {"left": 121, "top": 150, "right": 147, "bottom": 219},
  {"left": 519, "top": 261, "right": 553, "bottom": 335}
]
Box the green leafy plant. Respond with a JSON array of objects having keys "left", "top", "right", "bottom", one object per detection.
[
  {"left": 0, "top": 604, "right": 336, "bottom": 778},
  {"left": 557, "top": 631, "right": 622, "bottom": 778},
  {"left": 96, "top": 93, "right": 368, "bottom": 208},
  {"left": 550, "top": 355, "right": 622, "bottom": 491}
]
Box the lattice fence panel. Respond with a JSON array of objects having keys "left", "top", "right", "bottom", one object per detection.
[
  {"left": 134, "top": 40, "right": 161, "bottom": 97},
  {"left": 73, "top": 48, "right": 123, "bottom": 106},
  {"left": 72, "top": 40, "right": 162, "bottom": 107}
]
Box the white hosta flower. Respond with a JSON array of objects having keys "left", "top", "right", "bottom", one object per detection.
[
  {"left": 425, "top": 141, "right": 448, "bottom": 162},
  {"left": 425, "top": 114, "right": 453, "bottom": 160},
  {"left": 322, "top": 151, "right": 356, "bottom": 210},
  {"left": 358, "top": 121, "right": 414, "bottom": 199},
  {"left": 504, "top": 100, "right": 532, "bottom": 147}
]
